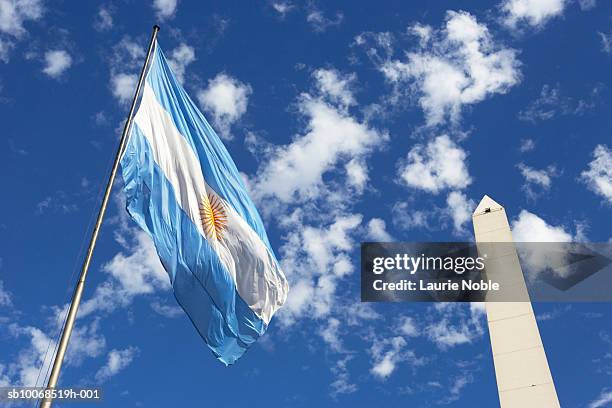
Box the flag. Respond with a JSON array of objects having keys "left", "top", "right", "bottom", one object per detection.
[{"left": 119, "top": 41, "right": 289, "bottom": 365}]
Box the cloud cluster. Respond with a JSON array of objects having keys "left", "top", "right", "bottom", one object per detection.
[
  {"left": 0, "top": 280, "right": 11, "bottom": 307},
  {"left": 152, "top": 0, "right": 178, "bottom": 20},
  {"left": 581, "top": 144, "right": 612, "bottom": 205},
  {"left": 306, "top": 4, "right": 343, "bottom": 32},
  {"left": 511, "top": 210, "right": 573, "bottom": 242},
  {"left": 500, "top": 0, "right": 566, "bottom": 30},
  {"left": 108, "top": 37, "right": 146, "bottom": 104},
  {"left": 271, "top": 1, "right": 294, "bottom": 18},
  {"left": 589, "top": 389, "right": 612, "bottom": 408},
  {"left": 197, "top": 73, "right": 252, "bottom": 139},
  {"left": 517, "top": 162, "right": 558, "bottom": 199},
  {"left": 446, "top": 191, "right": 475, "bottom": 235},
  {"left": 397, "top": 135, "right": 471, "bottom": 194},
  {"left": 7, "top": 324, "right": 54, "bottom": 386},
  {"left": 370, "top": 336, "right": 411, "bottom": 379},
  {"left": 518, "top": 84, "right": 596, "bottom": 123},
  {"left": 366, "top": 218, "right": 393, "bottom": 241},
  {"left": 246, "top": 68, "right": 396, "bottom": 393},
  {"left": 167, "top": 43, "right": 195, "bottom": 83},
  {"left": 277, "top": 213, "right": 362, "bottom": 326},
  {"left": 381, "top": 11, "right": 520, "bottom": 126},
  {"left": 0, "top": 0, "right": 44, "bottom": 62},
  {"left": 42, "top": 49, "right": 72, "bottom": 78},
  {"left": 78, "top": 226, "right": 169, "bottom": 318},
  {"left": 95, "top": 347, "right": 139, "bottom": 383},
  {"left": 425, "top": 303, "right": 485, "bottom": 349},
  {"left": 251, "top": 69, "right": 386, "bottom": 204},
  {"left": 93, "top": 5, "right": 113, "bottom": 31},
  {"left": 108, "top": 38, "right": 196, "bottom": 105}
]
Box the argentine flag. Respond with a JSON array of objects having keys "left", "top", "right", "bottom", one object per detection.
[{"left": 120, "top": 41, "right": 289, "bottom": 365}]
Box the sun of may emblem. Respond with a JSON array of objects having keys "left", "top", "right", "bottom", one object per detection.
[{"left": 199, "top": 193, "right": 228, "bottom": 241}]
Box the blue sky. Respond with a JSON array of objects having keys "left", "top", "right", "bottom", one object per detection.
[{"left": 1, "top": 0, "right": 612, "bottom": 406}]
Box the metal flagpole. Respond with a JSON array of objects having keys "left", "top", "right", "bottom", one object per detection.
[{"left": 39, "top": 25, "right": 160, "bottom": 408}]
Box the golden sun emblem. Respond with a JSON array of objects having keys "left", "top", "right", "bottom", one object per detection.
[{"left": 199, "top": 193, "right": 228, "bottom": 241}]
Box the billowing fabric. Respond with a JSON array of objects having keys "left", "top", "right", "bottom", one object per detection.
[{"left": 120, "top": 41, "right": 289, "bottom": 365}]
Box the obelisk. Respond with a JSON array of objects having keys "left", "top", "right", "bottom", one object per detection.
[{"left": 472, "top": 195, "right": 560, "bottom": 408}]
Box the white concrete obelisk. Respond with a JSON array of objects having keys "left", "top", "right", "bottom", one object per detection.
[{"left": 472, "top": 195, "right": 560, "bottom": 408}]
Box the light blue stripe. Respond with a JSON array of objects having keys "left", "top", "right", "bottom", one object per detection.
[
  {"left": 120, "top": 123, "right": 265, "bottom": 365},
  {"left": 143, "top": 42, "right": 278, "bottom": 259}
]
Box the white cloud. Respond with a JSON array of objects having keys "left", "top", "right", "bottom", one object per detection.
[
  {"left": 7, "top": 324, "right": 55, "bottom": 386},
  {"left": 306, "top": 4, "right": 343, "bottom": 32},
  {"left": 410, "top": 23, "right": 433, "bottom": 47},
  {"left": 518, "top": 84, "right": 594, "bottom": 123},
  {"left": 446, "top": 191, "right": 475, "bottom": 235},
  {"left": 94, "top": 5, "right": 113, "bottom": 31},
  {"left": 366, "top": 218, "right": 393, "bottom": 241},
  {"left": 0, "top": 280, "right": 11, "bottom": 307},
  {"left": 111, "top": 73, "right": 137, "bottom": 104},
  {"left": 247, "top": 65, "right": 388, "bottom": 382},
  {"left": 426, "top": 319, "right": 472, "bottom": 348},
  {"left": 277, "top": 213, "right": 362, "bottom": 326},
  {"left": 442, "top": 373, "right": 474, "bottom": 403},
  {"left": 0, "top": 38, "right": 12, "bottom": 62},
  {"left": 64, "top": 319, "right": 106, "bottom": 366},
  {"left": 398, "top": 135, "right": 471, "bottom": 194},
  {"left": 0, "top": 0, "right": 42, "bottom": 62},
  {"left": 152, "top": 0, "right": 178, "bottom": 20},
  {"left": 345, "top": 159, "right": 368, "bottom": 192},
  {"left": 330, "top": 356, "right": 357, "bottom": 397},
  {"left": 197, "top": 73, "right": 252, "bottom": 139},
  {"left": 519, "top": 138, "right": 535, "bottom": 152},
  {"left": 101, "top": 227, "right": 169, "bottom": 295},
  {"left": 313, "top": 68, "right": 356, "bottom": 107},
  {"left": 320, "top": 317, "right": 343, "bottom": 352},
  {"left": 150, "top": 300, "right": 183, "bottom": 318},
  {"left": 0, "top": 364, "right": 9, "bottom": 386},
  {"left": 425, "top": 303, "right": 484, "bottom": 349},
  {"left": 95, "top": 347, "right": 138, "bottom": 383},
  {"left": 111, "top": 37, "right": 145, "bottom": 69},
  {"left": 581, "top": 144, "right": 612, "bottom": 205},
  {"left": 518, "top": 164, "right": 554, "bottom": 187},
  {"left": 517, "top": 162, "right": 558, "bottom": 199},
  {"left": 398, "top": 316, "right": 419, "bottom": 337},
  {"left": 371, "top": 354, "right": 396, "bottom": 379},
  {"left": 511, "top": 210, "right": 573, "bottom": 242},
  {"left": 370, "top": 336, "right": 405, "bottom": 379},
  {"left": 511, "top": 211, "right": 583, "bottom": 278},
  {"left": 599, "top": 32, "right": 612, "bottom": 54},
  {"left": 501, "top": 0, "right": 566, "bottom": 29},
  {"left": 77, "top": 195, "right": 169, "bottom": 318},
  {"left": 369, "top": 336, "right": 422, "bottom": 380},
  {"left": 345, "top": 303, "right": 380, "bottom": 326},
  {"left": 167, "top": 42, "right": 195, "bottom": 83},
  {"left": 392, "top": 201, "right": 435, "bottom": 231},
  {"left": 589, "top": 390, "right": 612, "bottom": 408},
  {"left": 108, "top": 37, "right": 146, "bottom": 104},
  {"left": 5, "top": 320, "right": 103, "bottom": 387},
  {"left": 271, "top": 1, "right": 294, "bottom": 17},
  {"left": 381, "top": 11, "right": 520, "bottom": 126},
  {"left": 0, "top": 0, "right": 43, "bottom": 37},
  {"left": 251, "top": 75, "right": 385, "bottom": 203},
  {"left": 42, "top": 50, "right": 72, "bottom": 78}
]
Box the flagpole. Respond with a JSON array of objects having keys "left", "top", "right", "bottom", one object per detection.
[{"left": 39, "top": 25, "right": 160, "bottom": 408}]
